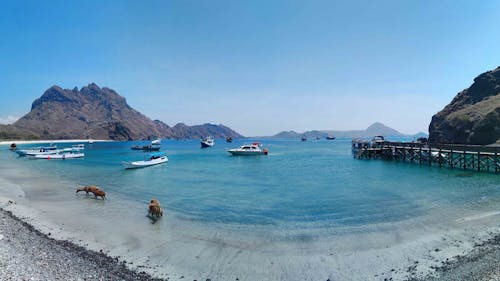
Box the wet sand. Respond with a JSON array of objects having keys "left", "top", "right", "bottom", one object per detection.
[{"left": 1, "top": 199, "right": 500, "bottom": 281}]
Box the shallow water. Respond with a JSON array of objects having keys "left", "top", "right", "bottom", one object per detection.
[{"left": 1, "top": 139, "right": 499, "bottom": 280}]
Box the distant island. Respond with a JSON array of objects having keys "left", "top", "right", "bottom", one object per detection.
[
  {"left": 429, "top": 66, "right": 500, "bottom": 145},
  {"left": 0, "top": 83, "right": 243, "bottom": 141},
  {"left": 265, "top": 122, "right": 427, "bottom": 140}
]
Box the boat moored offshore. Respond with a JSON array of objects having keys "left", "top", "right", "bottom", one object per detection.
[
  {"left": 123, "top": 152, "right": 168, "bottom": 169},
  {"left": 34, "top": 151, "right": 85, "bottom": 159},
  {"left": 201, "top": 136, "right": 215, "bottom": 148},
  {"left": 16, "top": 145, "right": 59, "bottom": 156},
  {"left": 227, "top": 142, "right": 268, "bottom": 156}
]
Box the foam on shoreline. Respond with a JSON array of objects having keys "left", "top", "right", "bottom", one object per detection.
[{"left": 0, "top": 150, "right": 499, "bottom": 280}]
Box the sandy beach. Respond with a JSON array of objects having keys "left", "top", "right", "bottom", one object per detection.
[
  {"left": 1, "top": 200, "right": 500, "bottom": 281},
  {"left": 0, "top": 206, "right": 158, "bottom": 281},
  {"left": 413, "top": 234, "right": 500, "bottom": 281}
]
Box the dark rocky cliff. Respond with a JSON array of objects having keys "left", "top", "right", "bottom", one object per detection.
[
  {"left": 429, "top": 67, "right": 500, "bottom": 145},
  {"left": 2, "top": 83, "right": 243, "bottom": 140}
]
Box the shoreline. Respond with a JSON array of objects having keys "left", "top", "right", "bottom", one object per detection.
[
  {"left": 0, "top": 139, "right": 110, "bottom": 146},
  {"left": 0, "top": 145, "right": 499, "bottom": 280},
  {"left": 0, "top": 206, "right": 161, "bottom": 281},
  {"left": 409, "top": 233, "right": 500, "bottom": 281},
  {"left": 1, "top": 201, "right": 500, "bottom": 281}
]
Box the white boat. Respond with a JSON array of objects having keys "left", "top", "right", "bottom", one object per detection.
[
  {"left": 151, "top": 139, "right": 161, "bottom": 145},
  {"left": 200, "top": 136, "right": 215, "bottom": 148},
  {"left": 228, "top": 142, "right": 269, "bottom": 156},
  {"left": 71, "top": 144, "right": 85, "bottom": 150},
  {"left": 123, "top": 152, "right": 168, "bottom": 169},
  {"left": 34, "top": 152, "right": 85, "bottom": 159},
  {"left": 16, "top": 146, "right": 59, "bottom": 156}
]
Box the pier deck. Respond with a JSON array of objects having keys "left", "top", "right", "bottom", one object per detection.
[{"left": 353, "top": 141, "right": 499, "bottom": 173}]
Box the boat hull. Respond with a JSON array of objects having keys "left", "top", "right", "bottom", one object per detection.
[
  {"left": 200, "top": 141, "right": 214, "bottom": 148},
  {"left": 131, "top": 145, "right": 161, "bottom": 151},
  {"left": 124, "top": 157, "right": 168, "bottom": 169},
  {"left": 34, "top": 153, "right": 85, "bottom": 159},
  {"left": 228, "top": 150, "right": 267, "bottom": 156}
]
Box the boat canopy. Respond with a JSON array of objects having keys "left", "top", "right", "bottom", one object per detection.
[{"left": 148, "top": 152, "right": 166, "bottom": 157}]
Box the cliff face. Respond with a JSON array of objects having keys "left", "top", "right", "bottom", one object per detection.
[
  {"left": 3, "top": 83, "right": 243, "bottom": 140},
  {"left": 429, "top": 67, "right": 500, "bottom": 145}
]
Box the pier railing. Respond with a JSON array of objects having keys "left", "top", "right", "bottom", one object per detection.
[{"left": 353, "top": 141, "right": 499, "bottom": 173}]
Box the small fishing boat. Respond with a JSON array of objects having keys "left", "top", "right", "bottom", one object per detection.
[
  {"left": 151, "top": 139, "right": 161, "bottom": 145},
  {"left": 225, "top": 136, "right": 233, "bottom": 143},
  {"left": 301, "top": 135, "right": 307, "bottom": 141},
  {"left": 326, "top": 136, "right": 336, "bottom": 140},
  {"left": 130, "top": 144, "right": 161, "bottom": 151},
  {"left": 34, "top": 152, "right": 85, "bottom": 159},
  {"left": 123, "top": 152, "right": 168, "bottom": 169},
  {"left": 9, "top": 143, "right": 16, "bottom": 150},
  {"left": 228, "top": 142, "right": 268, "bottom": 156},
  {"left": 201, "top": 136, "right": 215, "bottom": 148},
  {"left": 71, "top": 144, "right": 85, "bottom": 150},
  {"left": 16, "top": 146, "right": 58, "bottom": 156}
]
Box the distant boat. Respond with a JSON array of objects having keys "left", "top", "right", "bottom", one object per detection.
[
  {"left": 372, "top": 135, "right": 385, "bottom": 144},
  {"left": 201, "top": 136, "right": 215, "bottom": 148},
  {"left": 71, "top": 144, "right": 85, "bottom": 150},
  {"left": 301, "top": 135, "right": 307, "bottom": 141},
  {"left": 151, "top": 139, "right": 161, "bottom": 145},
  {"left": 34, "top": 151, "right": 84, "bottom": 159},
  {"left": 130, "top": 144, "right": 161, "bottom": 151},
  {"left": 16, "top": 146, "right": 58, "bottom": 156},
  {"left": 326, "top": 136, "right": 336, "bottom": 140},
  {"left": 123, "top": 152, "right": 168, "bottom": 169},
  {"left": 9, "top": 143, "right": 16, "bottom": 150},
  {"left": 225, "top": 136, "right": 233, "bottom": 143},
  {"left": 227, "top": 142, "right": 268, "bottom": 156},
  {"left": 88, "top": 139, "right": 94, "bottom": 144}
]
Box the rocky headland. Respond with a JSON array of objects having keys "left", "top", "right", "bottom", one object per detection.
[{"left": 429, "top": 67, "right": 500, "bottom": 145}]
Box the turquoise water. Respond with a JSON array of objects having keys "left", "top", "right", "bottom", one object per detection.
[
  {"left": 4, "top": 140, "right": 500, "bottom": 228},
  {"left": 3, "top": 139, "right": 500, "bottom": 280},
  {"left": 9, "top": 139, "right": 500, "bottom": 233}
]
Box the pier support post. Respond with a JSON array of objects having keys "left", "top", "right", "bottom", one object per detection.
[
  {"left": 477, "top": 151, "right": 481, "bottom": 172},
  {"left": 449, "top": 149, "right": 453, "bottom": 169},
  {"left": 463, "top": 151, "right": 466, "bottom": 170}
]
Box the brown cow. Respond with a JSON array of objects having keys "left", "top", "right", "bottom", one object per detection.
[
  {"left": 148, "top": 199, "right": 163, "bottom": 217},
  {"left": 76, "top": 186, "right": 106, "bottom": 200}
]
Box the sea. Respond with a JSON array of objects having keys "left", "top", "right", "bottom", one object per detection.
[{"left": 0, "top": 139, "right": 499, "bottom": 280}]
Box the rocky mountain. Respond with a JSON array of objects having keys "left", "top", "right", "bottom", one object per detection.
[
  {"left": 268, "top": 122, "right": 422, "bottom": 139},
  {"left": 1, "top": 83, "right": 243, "bottom": 140},
  {"left": 171, "top": 123, "right": 241, "bottom": 139},
  {"left": 429, "top": 67, "right": 500, "bottom": 145},
  {"left": 272, "top": 131, "right": 301, "bottom": 139}
]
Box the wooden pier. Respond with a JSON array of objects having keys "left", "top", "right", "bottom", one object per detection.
[{"left": 353, "top": 140, "right": 500, "bottom": 174}]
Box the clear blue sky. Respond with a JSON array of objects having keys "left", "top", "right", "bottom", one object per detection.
[{"left": 1, "top": 0, "right": 500, "bottom": 136}]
